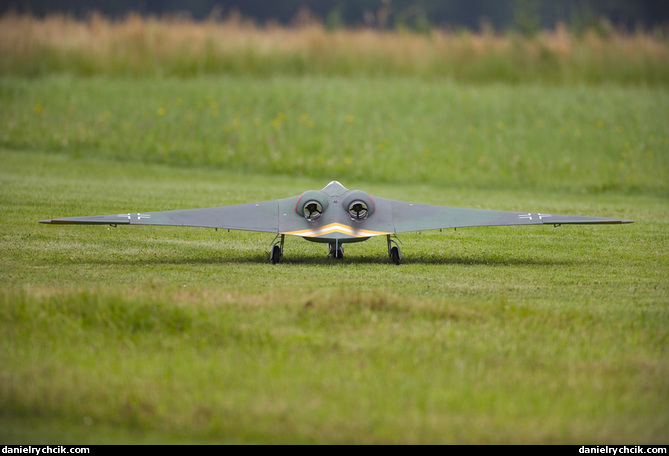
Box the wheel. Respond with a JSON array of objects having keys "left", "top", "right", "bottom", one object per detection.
[
  {"left": 270, "top": 245, "right": 282, "bottom": 264},
  {"left": 329, "top": 244, "right": 344, "bottom": 259},
  {"left": 390, "top": 246, "right": 401, "bottom": 265}
]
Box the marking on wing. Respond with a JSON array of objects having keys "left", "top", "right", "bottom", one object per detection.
[
  {"left": 282, "top": 223, "right": 390, "bottom": 238},
  {"left": 118, "top": 213, "right": 151, "bottom": 221},
  {"left": 518, "top": 213, "right": 551, "bottom": 221}
]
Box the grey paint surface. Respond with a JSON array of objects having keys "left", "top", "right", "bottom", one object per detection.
[{"left": 41, "top": 181, "right": 633, "bottom": 245}]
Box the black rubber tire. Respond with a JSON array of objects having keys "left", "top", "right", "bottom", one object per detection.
[
  {"left": 270, "top": 245, "right": 282, "bottom": 264},
  {"left": 390, "top": 246, "right": 401, "bottom": 265},
  {"left": 329, "top": 244, "right": 344, "bottom": 259}
]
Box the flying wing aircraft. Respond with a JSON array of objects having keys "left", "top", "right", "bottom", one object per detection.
[{"left": 40, "top": 180, "right": 633, "bottom": 264}]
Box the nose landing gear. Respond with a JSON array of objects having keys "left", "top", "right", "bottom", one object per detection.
[{"left": 329, "top": 242, "right": 344, "bottom": 259}]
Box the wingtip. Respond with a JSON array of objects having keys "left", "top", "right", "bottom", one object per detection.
[
  {"left": 598, "top": 220, "right": 634, "bottom": 225},
  {"left": 39, "top": 219, "right": 75, "bottom": 224},
  {"left": 605, "top": 219, "right": 634, "bottom": 224}
]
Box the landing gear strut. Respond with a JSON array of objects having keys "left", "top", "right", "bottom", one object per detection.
[
  {"left": 269, "top": 234, "right": 284, "bottom": 264},
  {"left": 329, "top": 241, "right": 344, "bottom": 259},
  {"left": 387, "top": 235, "right": 402, "bottom": 265}
]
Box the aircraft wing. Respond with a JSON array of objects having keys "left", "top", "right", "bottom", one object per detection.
[
  {"left": 39, "top": 200, "right": 284, "bottom": 233},
  {"left": 39, "top": 192, "right": 633, "bottom": 235},
  {"left": 364, "top": 197, "right": 633, "bottom": 233}
]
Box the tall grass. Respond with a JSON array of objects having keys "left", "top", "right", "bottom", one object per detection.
[{"left": 0, "top": 12, "right": 668, "bottom": 84}]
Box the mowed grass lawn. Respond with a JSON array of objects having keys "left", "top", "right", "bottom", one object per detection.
[{"left": 0, "top": 76, "right": 667, "bottom": 444}]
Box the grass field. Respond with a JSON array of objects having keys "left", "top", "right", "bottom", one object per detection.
[
  {"left": 1, "top": 15, "right": 668, "bottom": 444},
  {"left": 2, "top": 75, "right": 667, "bottom": 194}
]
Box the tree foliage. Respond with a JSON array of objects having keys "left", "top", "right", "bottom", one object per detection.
[{"left": 3, "top": 0, "right": 668, "bottom": 32}]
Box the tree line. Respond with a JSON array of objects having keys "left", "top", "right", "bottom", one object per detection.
[{"left": 3, "top": 0, "right": 668, "bottom": 33}]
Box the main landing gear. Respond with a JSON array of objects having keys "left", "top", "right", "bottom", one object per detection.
[
  {"left": 269, "top": 235, "right": 401, "bottom": 264},
  {"left": 387, "top": 235, "right": 402, "bottom": 265},
  {"left": 269, "top": 234, "right": 284, "bottom": 264}
]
